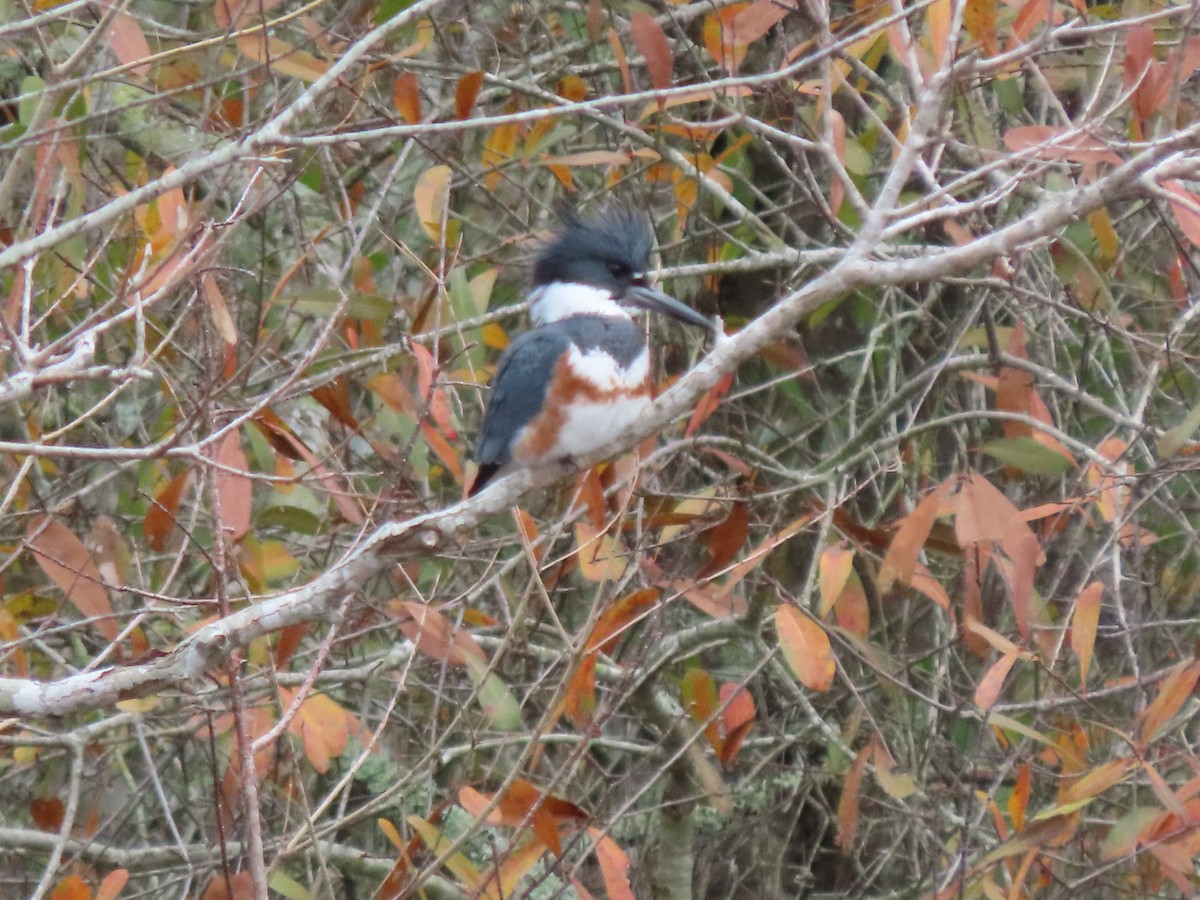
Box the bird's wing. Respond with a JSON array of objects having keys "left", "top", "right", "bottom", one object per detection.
[{"left": 472, "top": 327, "right": 571, "bottom": 470}]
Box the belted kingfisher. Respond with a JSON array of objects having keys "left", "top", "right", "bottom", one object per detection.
[{"left": 468, "top": 208, "right": 711, "bottom": 496}]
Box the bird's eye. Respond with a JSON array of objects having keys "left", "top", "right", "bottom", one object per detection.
[{"left": 607, "top": 261, "right": 631, "bottom": 279}]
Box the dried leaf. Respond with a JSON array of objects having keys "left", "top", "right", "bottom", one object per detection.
[
  {"left": 818, "top": 543, "right": 855, "bottom": 617},
  {"left": 1070, "top": 581, "right": 1103, "bottom": 689},
  {"left": 29, "top": 516, "right": 118, "bottom": 641},
  {"left": 144, "top": 471, "right": 191, "bottom": 552},
  {"left": 700, "top": 499, "right": 749, "bottom": 578},
  {"left": 630, "top": 12, "right": 672, "bottom": 93},
  {"left": 682, "top": 668, "right": 721, "bottom": 753},
  {"left": 685, "top": 371, "right": 732, "bottom": 438},
  {"left": 455, "top": 70, "right": 485, "bottom": 119},
  {"left": 413, "top": 165, "right": 452, "bottom": 242},
  {"left": 590, "top": 828, "right": 635, "bottom": 900},
  {"left": 235, "top": 34, "right": 328, "bottom": 82},
  {"left": 837, "top": 744, "right": 869, "bottom": 851},
  {"left": 96, "top": 869, "right": 130, "bottom": 900},
  {"left": 1137, "top": 661, "right": 1200, "bottom": 748},
  {"left": 975, "top": 650, "right": 1019, "bottom": 711},
  {"left": 1009, "top": 762, "right": 1031, "bottom": 829},
  {"left": 215, "top": 430, "right": 252, "bottom": 542},
  {"left": 878, "top": 480, "right": 953, "bottom": 591},
  {"left": 718, "top": 682, "right": 755, "bottom": 766},
  {"left": 281, "top": 688, "right": 359, "bottom": 774},
  {"left": 393, "top": 72, "right": 421, "bottom": 124},
  {"left": 775, "top": 604, "right": 835, "bottom": 692}
]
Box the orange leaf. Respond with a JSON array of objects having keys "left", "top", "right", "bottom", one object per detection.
[
  {"left": 703, "top": 4, "right": 750, "bottom": 72},
  {"left": 672, "top": 580, "right": 749, "bottom": 619},
  {"left": 926, "top": 0, "right": 951, "bottom": 62},
  {"left": 685, "top": 371, "right": 732, "bottom": 438},
  {"left": 729, "top": 0, "right": 792, "bottom": 46},
  {"left": 1137, "top": 661, "right": 1200, "bottom": 748},
  {"left": 104, "top": 7, "right": 152, "bottom": 77},
  {"left": 144, "top": 471, "right": 191, "bottom": 552},
  {"left": 393, "top": 71, "right": 421, "bottom": 124},
  {"left": 878, "top": 480, "right": 953, "bottom": 590},
  {"left": 215, "top": 430, "right": 251, "bottom": 542},
  {"left": 201, "top": 870, "right": 254, "bottom": 900},
  {"left": 837, "top": 744, "right": 869, "bottom": 851},
  {"left": 975, "top": 650, "right": 1019, "bottom": 711},
  {"left": 1070, "top": 581, "right": 1103, "bottom": 690},
  {"left": 1165, "top": 180, "right": 1200, "bottom": 249},
  {"left": 280, "top": 688, "right": 359, "bottom": 774},
  {"left": 563, "top": 654, "right": 599, "bottom": 727},
  {"left": 574, "top": 522, "right": 629, "bottom": 583},
  {"left": 420, "top": 421, "right": 463, "bottom": 483},
  {"left": 394, "top": 601, "right": 485, "bottom": 666},
  {"left": 455, "top": 70, "right": 484, "bottom": 120},
  {"left": 586, "top": 587, "right": 660, "bottom": 655},
  {"left": 589, "top": 828, "right": 635, "bottom": 900},
  {"left": 718, "top": 682, "right": 755, "bottom": 766},
  {"left": 608, "top": 27, "right": 633, "bottom": 95},
  {"left": 1009, "top": 762, "right": 1031, "bottom": 829},
  {"left": 817, "top": 543, "right": 854, "bottom": 617},
  {"left": 201, "top": 272, "right": 237, "bottom": 345},
  {"left": 95, "top": 869, "right": 129, "bottom": 900},
  {"left": 682, "top": 667, "right": 721, "bottom": 753},
  {"left": 481, "top": 122, "right": 519, "bottom": 190},
  {"left": 963, "top": 0, "right": 999, "bottom": 55},
  {"left": 50, "top": 875, "right": 91, "bottom": 900},
  {"left": 28, "top": 516, "right": 118, "bottom": 641},
  {"left": 775, "top": 605, "right": 835, "bottom": 692},
  {"left": 235, "top": 34, "right": 328, "bottom": 82},
  {"left": 1002, "top": 125, "right": 1122, "bottom": 166},
  {"left": 833, "top": 570, "right": 870, "bottom": 638},
  {"left": 412, "top": 341, "right": 458, "bottom": 440},
  {"left": 700, "top": 499, "right": 749, "bottom": 578},
  {"left": 630, "top": 12, "right": 672, "bottom": 94}
]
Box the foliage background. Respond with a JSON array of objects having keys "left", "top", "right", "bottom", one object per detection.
[{"left": 3, "top": 0, "right": 1200, "bottom": 897}]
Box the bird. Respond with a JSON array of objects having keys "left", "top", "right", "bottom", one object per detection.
[{"left": 467, "top": 208, "right": 712, "bottom": 496}]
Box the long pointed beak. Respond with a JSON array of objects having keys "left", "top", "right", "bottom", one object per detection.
[{"left": 625, "top": 284, "right": 713, "bottom": 330}]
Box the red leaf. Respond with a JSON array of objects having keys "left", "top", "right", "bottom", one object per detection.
[
  {"left": 394, "top": 601, "right": 485, "bottom": 666},
  {"left": 630, "top": 13, "right": 672, "bottom": 93},
  {"left": 589, "top": 827, "right": 635, "bottom": 900},
  {"left": 31, "top": 796, "right": 65, "bottom": 831},
  {"left": 685, "top": 371, "right": 733, "bottom": 438},
  {"left": 700, "top": 499, "right": 749, "bottom": 578},
  {"left": 144, "top": 471, "right": 191, "bottom": 552},
  {"left": 28, "top": 516, "right": 118, "bottom": 641},
  {"left": 456, "top": 71, "right": 484, "bottom": 120}
]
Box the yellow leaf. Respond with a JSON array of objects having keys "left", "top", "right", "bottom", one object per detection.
[
  {"left": 235, "top": 34, "right": 328, "bottom": 82},
  {"left": 413, "top": 165, "right": 452, "bottom": 242},
  {"left": 775, "top": 605, "right": 834, "bottom": 692}
]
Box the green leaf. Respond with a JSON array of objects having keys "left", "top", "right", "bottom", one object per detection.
[
  {"left": 1156, "top": 398, "right": 1200, "bottom": 459},
  {"left": 287, "top": 290, "right": 393, "bottom": 321},
  {"left": 979, "top": 437, "right": 1071, "bottom": 476},
  {"left": 463, "top": 654, "right": 522, "bottom": 730},
  {"left": 269, "top": 872, "right": 316, "bottom": 900}
]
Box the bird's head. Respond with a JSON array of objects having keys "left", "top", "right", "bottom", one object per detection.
[{"left": 529, "top": 207, "right": 712, "bottom": 329}]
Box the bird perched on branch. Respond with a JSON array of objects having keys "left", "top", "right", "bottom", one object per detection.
[{"left": 467, "top": 208, "right": 712, "bottom": 496}]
